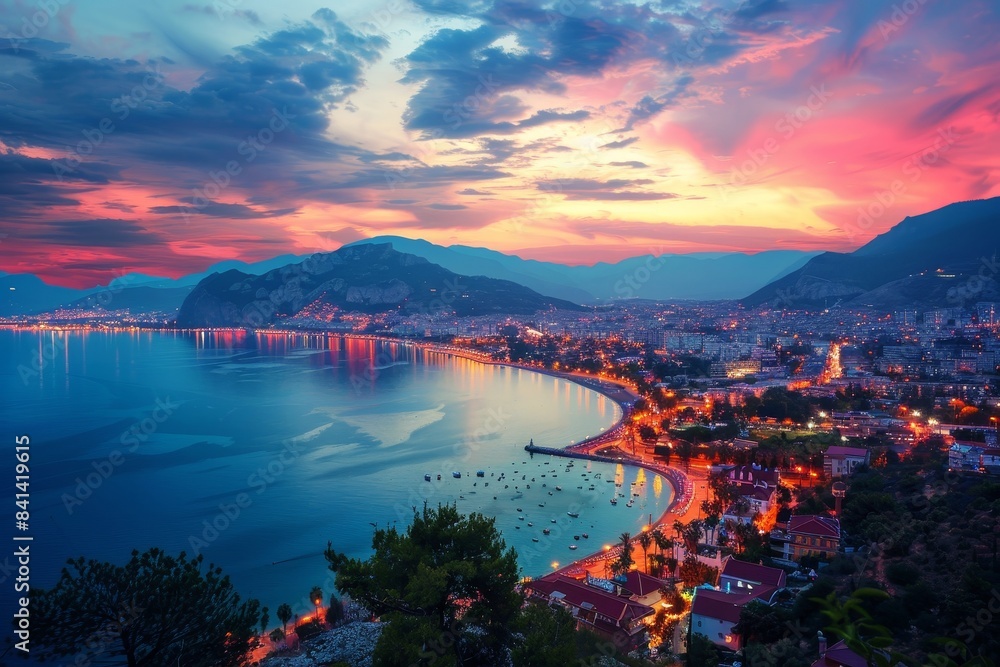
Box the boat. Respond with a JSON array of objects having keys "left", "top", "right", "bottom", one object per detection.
[
  {"left": 437, "top": 474, "right": 441, "bottom": 480},
  {"left": 518, "top": 516, "right": 525, "bottom": 521},
  {"left": 569, "top": 545, "right": 578, "bottom": 550},
  {"left": 424, "top": 474, "right": 431, "bottom": 482},
  {"left": 516, "top": 508, "right": 522, "bottom": 512},
  {"left": 543, "top": 528, "right": 551, "bottom": 535},
  {"left": 532, "top": 538, "right": 539, "bottom": 542},
  {"left": 551, "top": 519, "right": 557, "bottom": 524},
  {"left": 610, "top": 498, "right": 617, "bottom": 505},
  {"left": 452, "top": 471, "right": 462, "bottom": 478},
  {"left": 555, "top": 486, "right": 562, "bottom": 491},
  {"left": 528, "top": 522, "right": 533, "bottom": 527},
  {"left": 476, "top": 470, "right": 485, "bottom": 477},
  {"left": 574, "top": 535, "right": 580, "bottom": 540},
  {"left": 567, "top": 512, "right": 579, "bottom": 518},
  {"left": 582, "top": 533, "right": 589, "bottom": 539}
]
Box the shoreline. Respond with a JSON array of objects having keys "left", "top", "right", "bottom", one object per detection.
[{"left": 11, "top": 325, "right": 695, "bottom": 581}]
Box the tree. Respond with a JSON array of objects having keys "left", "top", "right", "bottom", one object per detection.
[
  {"left": 326, "top": 592, "right": 344, "bottom": 627},
  {"left": 31, "top": 547, "right": 261, "bottom": 667},
  {"left": 638, "top": 530, "right": 654, "bottom": 574},
  {"left": 277, "top": 603, "right": 292, "bottom": 638},
  {"left": 310, "top": 585, "right": 324, "bottom": 621},
  {"left": 325, "top": 504, "right": 521, "bottom": 666},
  {"left": 687, "top": 632, "right": 721, "bottom": 667},
  {"left": 510, "top": 603, "right": 577, "bottom": 666},
  {"left": 268, "top": 628, "right": 285, "bottom": 645},
  {"left": 612, "top": 532, "right": 634, "bottom": 576},
  {"left": 260, "top": 606, "right": 270, "bottom": 636}
]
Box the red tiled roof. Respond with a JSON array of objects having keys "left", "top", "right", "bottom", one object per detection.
[
  {"left": 721, "top": 557, "right": 787, "bottom": 589},
  {"left": 690, "top": 588, "right": 756, "bottom": 625},
  {"left": 788, "top": 515, "right": 840, "bottom": 539},
  {"left": 811, "top": 640, "right": 869, "bottom": 667},
  {"left": 526, "top": 575, "right": 654, "bottom": 627},
  {"left": 825, "top": 446, "right": 868, "bottom": 459},
  {"left": 622, "top": 570, "right": 667, "bottom": 598}
]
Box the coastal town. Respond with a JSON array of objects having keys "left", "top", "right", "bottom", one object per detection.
[{"left": 14, "top": 291, "right": 1000, "bottom": 665}]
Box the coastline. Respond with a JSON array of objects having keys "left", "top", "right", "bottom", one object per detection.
[{"left": 409, "top": 339, "right": 698, "bottom": 578}]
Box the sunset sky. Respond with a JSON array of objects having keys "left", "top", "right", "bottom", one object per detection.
[{"left": 1, "top": 0, "right": 998, "bottom": 287}]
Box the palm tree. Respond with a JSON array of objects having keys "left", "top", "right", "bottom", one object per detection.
[
  {"left": 637, "top": 530, "right": 654, "bottom": 574},
  {"left": 653, "top": 531, "right": 674, "bottom": 567},
  {"left": 276, "top": 603, "right": 292, "bottom": 638},
  {"left": 309, "top": 585, "right": 323, "bottom": 621},
  {"left": 612, "top": 532, "right": 634, "bottom": 576},
  {"left": 260, "top": 606, "right": 269, "bottom": 636}
]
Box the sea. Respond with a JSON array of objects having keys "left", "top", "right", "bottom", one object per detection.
[{"left": 0, "top": 328, "right": 673, "bottom": 625}]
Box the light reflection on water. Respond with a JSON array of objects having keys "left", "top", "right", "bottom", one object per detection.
[{"left": 0, "top": 328, "right": 672, "bottom": 615}]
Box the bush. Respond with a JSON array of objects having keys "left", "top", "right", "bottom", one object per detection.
[{"left": 886, "top": 561, "right": 920, "bottom": 586}]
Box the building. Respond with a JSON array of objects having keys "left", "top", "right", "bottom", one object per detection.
[
  {"left": 524, "top": 573, "right": 653, "bottom": 651},
  {"left": 718, "top": 557, "right": 786, "bottom": 604},
  {"left": 823, "top": 446, "right": 870, "bottom": 478},
  {"left": 690, "top": 588, "right": 756, "bottom": 651},
  {"left": 721, "top": 465, "right": 780, "bottom": 528},
  {"left": 811, "top": 637, "right": 868, "bottom": 667},
  {"left": 983, "top": 448, "right": 1000, "bottom": 475},
  {"left": 620, "top": 570, "right": 670, "bottom": 608},
  {"left": 773, "top": 515, "right": 841, "bottom": 561},
  {"left": 949, "top": 443, "right": 984, "bottom": 472}
]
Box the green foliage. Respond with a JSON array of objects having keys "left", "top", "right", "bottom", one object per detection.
[
  {"left": 510, "top": 603, "right": 577, "bottom": 667},
  {"left": 277, "top": 603, "right": 293, "bottom": 635},
  {"left": 326, "top": 592, "right": 344, "bottom": 626},
  {"left": 687, "top": 632, "right": 721, "bottom": 667},
  {"left": 31, "top": 547, "right": 261, "bottom": 667},
  {"left": 326, "top": 503, "right": 521, "bottom": 666}
]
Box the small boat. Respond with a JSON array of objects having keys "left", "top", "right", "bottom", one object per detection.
[
  {"left": 574, "top": 535, "right": 580, "bottom": 540},
  {"left": 452, "top": 471, "right": 461, "bottom": 478},
  {"left": 567, "top": 512, "right": 579, "bottom": 518},
  {"left": 517, "top": 508, "right": 522, "bottom": 512},
  {"left": 555, "top": 486, "right": 562, "bottom": 491},
  {"left": 518, "top": 516, "right": 525, "bottom": 521},
  {"left": 476, "top": 471, "right": 485, "bottom": 477},
  {"left": 543, "top": 528, "right": 551, "bottom": 535},
  {"left": 610, "top": 498, "right": 617, "bottom": 505},
  {"left": 424, "top": 474, "right": 431, "bottom": 481},
  {"left": 551, "top": 519, "right": 557, "bottom": 524},
  {"left": 569, "top": 545, "right": 578, "bottom": 550},
  {"left": 528, "top": 522, "right": 533, "bottom": 527},
  {"left": 532, "top": 538, "right": 539, "bottom": 542},
  {"left": 582, "top": 533, "right": 589, "bottom": 539},
  {"left": 437, "top": 474, "right": 441, "bottom": 480}
]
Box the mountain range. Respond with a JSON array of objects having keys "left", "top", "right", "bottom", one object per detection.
[
  {"left": 175, "top": 243, "right": 580, "bottom": 327},
  {"left": 5, "top": 196, "right": 999, "bottom": 318},
  {"left": 744, "top": 197, "right": 1000, "bottom": 309}
]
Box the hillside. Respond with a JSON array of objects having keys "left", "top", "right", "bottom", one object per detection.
[
  {"left": 743, "top": 197, "right": 1000, "bottom": 309},
  {"left": 175, "top": 243, "right": 582, "bottom": 328}
]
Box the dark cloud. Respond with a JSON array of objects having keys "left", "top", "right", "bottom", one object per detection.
[
  {"left": 564, "top": 191, "right": 678, "bottom": 201},
  {"left": 456, "top": 188, "right": 493, "bottom": 195},
  {"left": 621, "top": 74, "right": 694, "bottom": 130},
  {"left": 428, "top": 203, "right": 468, "bottom": 210},
  {"left": 609, "top": 161, "right": 649, "bottom": 169},
  {"left": 14, "top": 219, "right": 163, "bottom": 247},
  {"left": 534, "top": 176, "right": 674, "bottom": 201},
  {"left": 599, "top": 137, "right": 638, "bottom": 149},
  {"left": 149, "top": 202, "right": 297, "bottom": 219}
]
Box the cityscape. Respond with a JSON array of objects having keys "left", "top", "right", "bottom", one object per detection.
[{"left": 2, "top": 1, "right": 1000, "bottom": 667}]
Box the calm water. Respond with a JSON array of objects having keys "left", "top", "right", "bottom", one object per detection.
[{"left": 0, "top": 329, "right": 672, "bottom": 624}]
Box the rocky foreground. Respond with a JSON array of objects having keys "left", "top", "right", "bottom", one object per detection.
[{"left": 260, "top": 622, "right": 383, "bottom": 667}]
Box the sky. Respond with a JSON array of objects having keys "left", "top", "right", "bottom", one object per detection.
[{"left": 0, "top": 0, "right": 998, "bottom": 288}]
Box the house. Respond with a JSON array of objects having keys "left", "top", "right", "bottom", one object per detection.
[
  {"left": 620, "top": 570, "right": 669, "bottom": 608},
  {"left": 811, "top": 636, "right": 868, "bottom": 667},
  {"left": 721, "top": 465, "right": 780, "bottom": 529},
  {"left": 823, "top": 446, "right": 870, "bottom": 478},
  {"left": 718, "top": 557, "right": 786, "bottom": 604},
  {"left": 949, "top": 443, "right": 984, "bottom": 472},
  {"left": 773, "top": 515, "right": 840, "bottom": 561},
  {"left": 690, "top": 588, "right": 756, "bottom": 651},
  {"left": 524, "top": 574, "right": 653, "bottom": 651}
]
